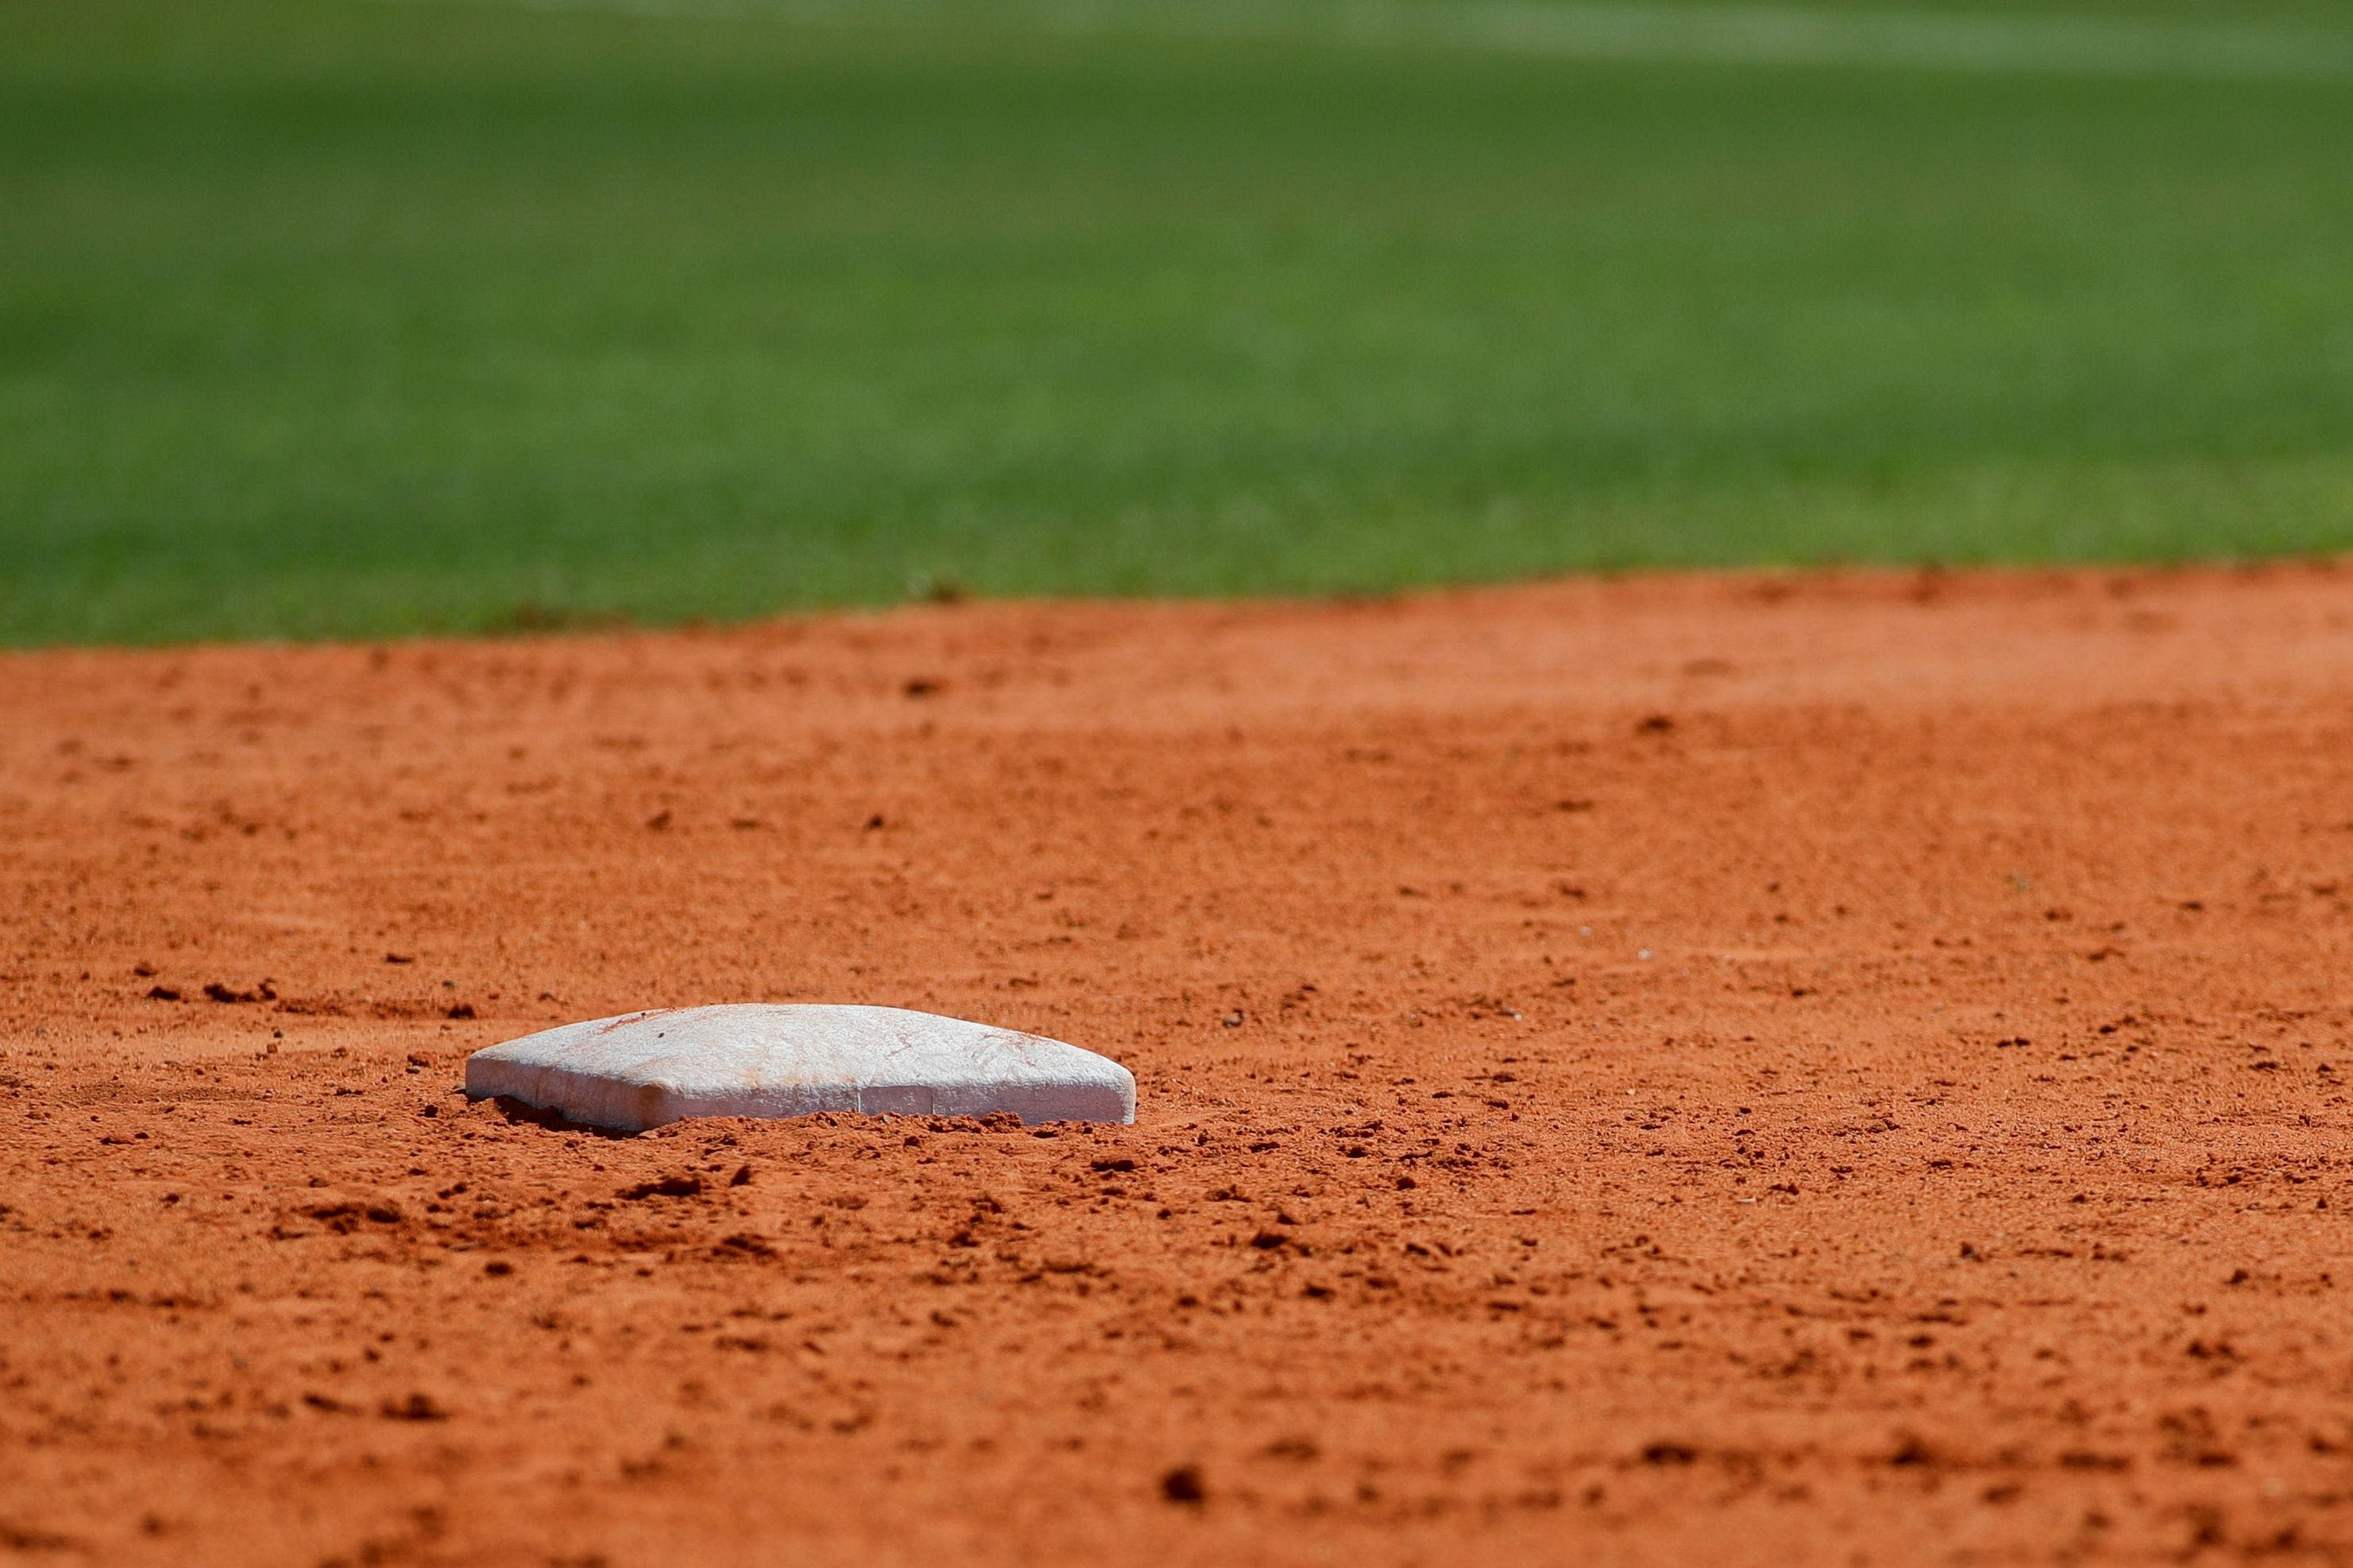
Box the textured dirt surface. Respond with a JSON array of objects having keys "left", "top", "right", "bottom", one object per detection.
[{"left": 5, "top": 564, "right": 2353, "bottom": 1566}]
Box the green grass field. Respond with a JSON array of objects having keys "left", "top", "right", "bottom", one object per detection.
[{"left": 4, "top": 0, "right": 2351, "bottom": 644}]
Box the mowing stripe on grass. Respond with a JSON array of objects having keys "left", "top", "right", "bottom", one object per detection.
[{"left": 374, "top": 0, "right": 2353, "bottom": 82}]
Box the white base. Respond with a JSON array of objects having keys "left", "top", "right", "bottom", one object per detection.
[{"left": 463, "top": 1003, "right": 1135, "bottom": 1133}]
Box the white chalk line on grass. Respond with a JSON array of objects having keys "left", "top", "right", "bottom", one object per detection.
[{"left": 365, "top": 0, "right": 2353, "bottom": 83}]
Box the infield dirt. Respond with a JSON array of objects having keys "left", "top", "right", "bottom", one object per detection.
[{"left": 5, "top": 564, "right": 2352, "bottom": 1566}]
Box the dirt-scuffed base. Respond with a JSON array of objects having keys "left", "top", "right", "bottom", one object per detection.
[{"left": 4, "top": 564, "right": 2352, "bottom": 1566}]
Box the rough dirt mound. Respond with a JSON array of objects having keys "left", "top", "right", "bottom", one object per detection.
[{"left": 3, "top": 563, "right": 2351, "bottom": 1565}]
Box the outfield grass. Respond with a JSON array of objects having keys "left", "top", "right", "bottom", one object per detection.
[{"left": 3, "top": 0, "right": 2351, "bottom": 644}]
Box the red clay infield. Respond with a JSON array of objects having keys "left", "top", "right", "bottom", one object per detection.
[{"left": 4, "top": 564, "right": 2352, "bottom": 1566}]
